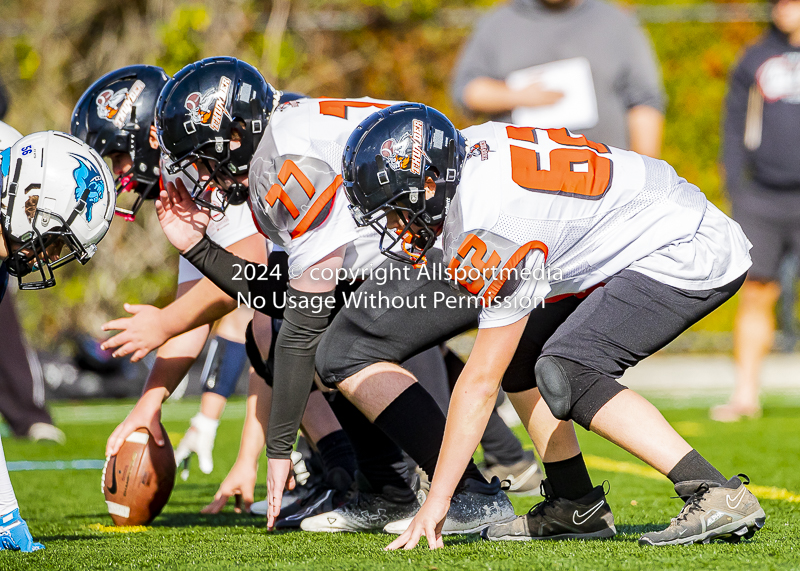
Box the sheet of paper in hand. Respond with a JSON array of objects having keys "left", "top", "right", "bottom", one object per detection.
[{"left": 506, "top": 57, "right": 598, "bottom": 132}]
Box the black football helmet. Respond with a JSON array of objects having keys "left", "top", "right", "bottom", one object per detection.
[
  {"left": 155, "top": 57, "right": 279, "bottom": 212},
  {"left": 71, "top": 65, "right": 168, "bottom": 220},
  {"left": 342, "top": 103, "right": 466, "bottom": 264}
]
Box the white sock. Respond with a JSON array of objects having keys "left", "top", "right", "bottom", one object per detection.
[{"left": 0, "top": 437, "right": 19, "bottom": 516}]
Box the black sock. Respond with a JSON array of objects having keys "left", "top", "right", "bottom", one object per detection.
[
  {"left": 327, "top": 394, "right": 412, "bottom": 496},
  {"left": 543, "top": 453, "right": 594, "bottom": 501},
  {"left": 315, "top": 430, "right": 357, "bottom": 480},
  {"left": 667, "top": 449, "right": 726, "bottom": 485},
  {"left": 374, "top": 382, "right": 486, "bottom": 484}
]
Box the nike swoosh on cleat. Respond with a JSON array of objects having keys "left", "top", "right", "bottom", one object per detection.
[
  {"left": 726, "top": 487, "right": 747, "bottom": 510},
  {"left": 572, "top": 500, "right": 605, "bottom": 526}
]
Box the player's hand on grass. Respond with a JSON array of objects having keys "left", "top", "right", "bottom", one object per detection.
[
  {"left": 106, "top": 400, "right": 165, "bottom": 458},
  {"left": 201, "top": 459, "right": 258, "bottom": 514},
  {"left": 266, "top": 457, "right": 295, "bottom": 530},
  {"left": 385, "top": 494, "right": 448, "bottom": 551},
  {"left": 156, "top": 177, "right": 211, "bottom": 254},
  {"left": 101, "top": 304, "right": 169, "bottom": 361}
]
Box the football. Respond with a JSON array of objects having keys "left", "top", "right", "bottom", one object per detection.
[{"left": 102, "top": 426, "right": 176, "bottom": 526}]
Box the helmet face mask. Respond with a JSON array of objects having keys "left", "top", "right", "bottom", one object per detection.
[
  {"left": 348, "top": 187, "right": 438, "bottom": 265},
  {"left": 156, "top": 57, "right": 278, "bottom": 213},
  {"left": 343, "top": 103, "right": 466, "bottom": 265},
  {"left": 72, "top": 65, "right": 169, "bottom": 220},
  {"left": 164, "top": 138, "right": 248, "bottom": 212},
  {"left": 4, "top": 210, "right": 93, "bottom": 290}
]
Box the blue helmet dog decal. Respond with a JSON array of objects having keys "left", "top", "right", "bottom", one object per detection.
[{"left": 70, "top": 154, "right": 105, "bottom": 222}]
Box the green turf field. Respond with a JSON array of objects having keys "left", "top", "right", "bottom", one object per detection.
[{"left": 1, "top": 397, "right": 798, "bottom": 571}]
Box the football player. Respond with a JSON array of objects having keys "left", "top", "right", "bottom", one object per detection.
[
  {"left": 99, "top": 59, "right": 364, "bottom": 519},
  {"left": 146, "top": 58, "right": 517, "bottom": 533},
  {"left": 0, "top": 131, "right": 115, "bottom": 551},
  {"left": 71, "top": 64, "right": 269, "bottom": 479},
  {"left": 73, "top": 65, "right": 265, "bottom": 478},
  {"left": 338, "top": 103, "right": 765, "bottom": 548}
]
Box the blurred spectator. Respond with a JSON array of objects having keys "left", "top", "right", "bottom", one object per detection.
[
  {"left": 451, "top": 0, "right": 665, "bottom": 157},
  {"left": 0, "top": 294, "right": 65, "bottom": 443},
  {"left": 712, "top": 0, "right": 800, "bottom": 422}
]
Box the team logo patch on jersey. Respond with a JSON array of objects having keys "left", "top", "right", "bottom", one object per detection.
[
  {"left": 70, "top": 154, "right": 105, "bottom": 222},
  {"left": 467, "top": 141, "right": 492, "bottom": 161},
  {"left": 381, "top": 119, "right": 429, "bottom": 174},
  {"left": 96, "top": 80, "right": 146, "bottom": 128},
  {"left": 184, "top": 76, "right": 232, "bottom": 131},
  {"left": 277, "top": 100, "right": 300, "bottom": 112},
  {"left": 757, "top": 53, "right": 800, "bottom": 103}
]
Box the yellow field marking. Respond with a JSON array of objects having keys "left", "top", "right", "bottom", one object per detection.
[
  {"left": 585, "top": 455, "right": 661, "bottom": 480},
  {"left": 585, "top": 455, "right": 800, "bottom": 503},
  {"left": 748, "top": 485, "right": 800, "bottom": 503},
  {"left": 87, "top": 523, "right": 150, "bottom": 533}
]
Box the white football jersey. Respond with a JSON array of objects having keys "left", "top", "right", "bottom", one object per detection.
[
  {"left": 249, "top": 97, "right": 402, "bottom": 276},
  {"left": 445, "top": 123, "right": 752, "bottom": 328}
]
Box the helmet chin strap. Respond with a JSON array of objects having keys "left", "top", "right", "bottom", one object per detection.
[{"left": 226, "top": 182, "right": 248, "bottom": 206}]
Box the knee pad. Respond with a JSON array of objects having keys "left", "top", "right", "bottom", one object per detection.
[
  {"left": 534, "top": 356, "right": 573, "bottom": 420},
  {"left": 201, "top": 336, "right": 248, "bottom": 397},
  {"left": 535, "top": 355, "right": 627, "bottom": 430},
  {"left": 245, "top": 320, "right": 274, "bottom": 386}
]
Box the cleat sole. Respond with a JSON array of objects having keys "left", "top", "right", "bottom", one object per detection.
[
  {"left": 483, "top": 525, "right": 617, "bottom": 542},
  {"left": 639, "top": 508, "right": 766, "bottom": 547}
]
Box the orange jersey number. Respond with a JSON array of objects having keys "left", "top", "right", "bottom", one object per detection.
[
  {"left": 506, "top": 127, "right": 612, "bottom": 200},
  {"left": 447, "top": 234, "right": 548, "bottom": 304},
  {"left": 265, "top": 159, "right": 342, "bottom": 239},
  {"left": 318, "top": 100, "right": 390, "bottom": 119}
]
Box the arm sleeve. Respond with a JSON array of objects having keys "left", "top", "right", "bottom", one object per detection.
[
  {"left": 266, "top": 286, "right": 335, "bottom": 459},
  {"left": 619, "top": 16, "right": 665, "bottom": 112},
  {"left": 478, "top": 250, "right": 551, "bottom": 329},
  {"left": 182, "top": 235, "right": 288, "bottom": 319},
  {"left": 721, "top": 54, "right": 753, "bottom": 197},
  {"left": 450, "top": 16, "right": 500, "bottom": 108}
]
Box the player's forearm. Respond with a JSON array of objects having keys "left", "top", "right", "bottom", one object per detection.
[
  {"left": 426, "top": 318, "right": 529, "bottom": 502},
  {"left": 183, "top": 236, "right": 286, "bottom": 319},
  {"left": 429, "top": 368, "right": 502, "bottom": 502},
  {"left": 266, "top": 287, "right": 334, "bottom": 459},
  {"left": 159, "top": 278, "right": 238, "bottom": 339},
  {"left": 236, "top": 373, "right": 270, "bottom": 466},
  {"left": 627, "top": 105, "right": 664, "bottom": 158},
  {"left": 462, "top": 77, "right": 524, "bottom": 114}
]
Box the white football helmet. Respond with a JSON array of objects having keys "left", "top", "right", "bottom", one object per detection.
[
  {"left": 0, "top": 121, "right": 23, "bottom": 150},
  {"left": 0, "top": 131, "right": 116, "bottom": 289}
]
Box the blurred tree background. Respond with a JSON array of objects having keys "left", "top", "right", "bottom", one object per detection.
[{"left": 0, "top": 0, "right": 770, "bottom": 350}]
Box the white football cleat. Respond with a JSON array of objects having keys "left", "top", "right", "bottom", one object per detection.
[
  {"left": 383, "top": 477, "right": 515, "bottom": 535},
  {"left": 250, "top": 498, "right": 268, "bottom": 516},
  {"left": 174, "top": 413, "right": 219, "bottom": 477}
]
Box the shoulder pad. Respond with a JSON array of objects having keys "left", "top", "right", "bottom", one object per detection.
[{"left": 251, "top": 154, "right": 341, "bottom": 247}]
